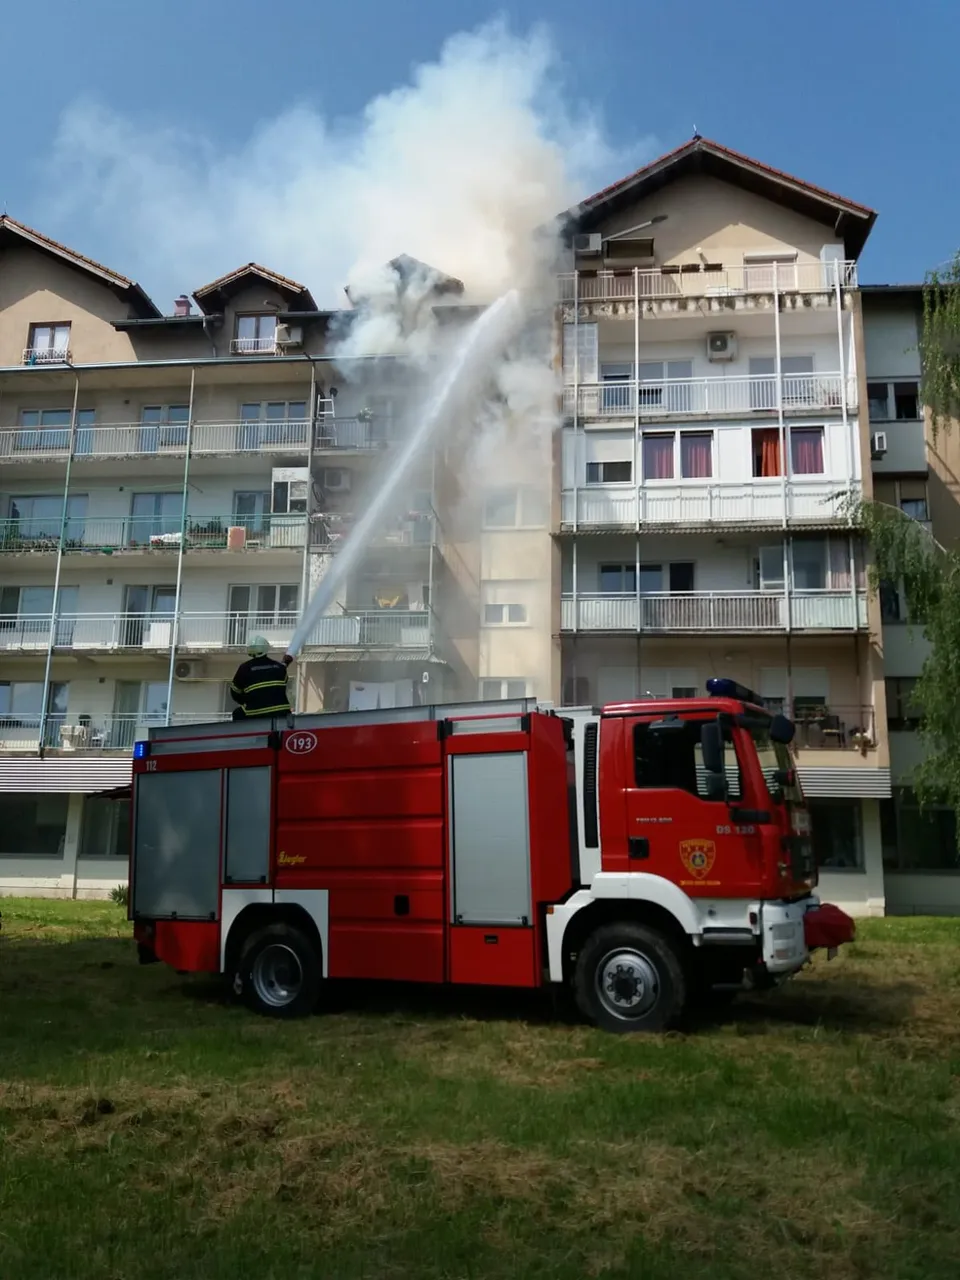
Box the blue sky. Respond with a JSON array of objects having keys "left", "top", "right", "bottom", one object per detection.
[{"left": 3, "top": 0, "right": 955, "bottom": 304}]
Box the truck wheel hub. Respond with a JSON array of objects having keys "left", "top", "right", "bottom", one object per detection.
[
  {"left": 598, "top": 950, "right": 658, "bottom": 1018},
  {"left": 251, "top": 943, "right": 303, "bottom": 1008}
]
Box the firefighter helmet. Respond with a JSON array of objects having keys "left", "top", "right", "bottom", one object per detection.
[{"left": 246, "top": 635, "right": 269, "bottom": 657}]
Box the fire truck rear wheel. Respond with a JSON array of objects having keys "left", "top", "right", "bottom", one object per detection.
[
  {"left": 236, "top": 923, "right": 321, "bottom": 1019},
  {"left": 574, "top": 923, "right": 686, "bottom": 1033}
]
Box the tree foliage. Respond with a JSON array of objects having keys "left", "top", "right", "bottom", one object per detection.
[{"left": 920, "top": 250, "right": 960, "bottom": 439}]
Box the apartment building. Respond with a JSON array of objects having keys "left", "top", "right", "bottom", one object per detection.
[
  {"left": 861, "top": 285, "right": 960, "bottom": 911},
  {"left": 0, "top": 221, "right": 553, "bottom": 896},
  {"left": 555, "top": 138, "right": 892, "bottom": 916}
]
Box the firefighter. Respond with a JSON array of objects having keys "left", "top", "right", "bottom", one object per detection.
[{"left": 230, "top": 636, "right": 293, "bottom": 720}]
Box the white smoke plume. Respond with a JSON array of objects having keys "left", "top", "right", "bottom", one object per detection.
[{"left": 40, "top": 20, "right": 645, "bottom": 316}]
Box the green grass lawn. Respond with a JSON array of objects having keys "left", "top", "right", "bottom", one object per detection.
[{"left": 3, "top": 901, "right": 960, "bottom": 1280}]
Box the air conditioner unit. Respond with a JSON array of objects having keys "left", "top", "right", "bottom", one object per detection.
[
  {"left": 871, "top": 430, "right": 888, "bottom": 459},
  {"left": 322, "top": 467, "right": 352, "bottom": 493},
  {"left": 573, "top": 232, "right": 602, "bottom": 255},
  {"left": 706, "top": 331, "right": 738, "bottom": 362},
  {"left": 275, "top": 323, "right": 303, "bottom": 347},
  {"left": 174, "top": 659, "right": 206, "bottom": 681}
]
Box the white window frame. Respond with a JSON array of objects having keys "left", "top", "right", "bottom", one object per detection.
[
  {"left": 866, "top": 378, "right": 921, "bottom": 423},
  {"left": 480, "top": 678, "right": 530, "bottom": 701}
]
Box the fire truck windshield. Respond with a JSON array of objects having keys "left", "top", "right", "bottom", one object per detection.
[{"left": 746, "top": 717, "right": 802, "bottom": 804}]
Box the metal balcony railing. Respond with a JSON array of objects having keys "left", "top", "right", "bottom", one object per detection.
[
  {"left": 303, "top": 609, "right": 433, "bottom": 650},
  {"left": 564, "top": 373, "right": 857, "bottom": 419},
  {"left": 560, "top": 480, "right": 859, "bottom": 528},
  {"left": 21, "top": 346, "right": 71, "bottom": 365},
  {"left": 789, "top": 705, "right": 877, "bottom": 752},
  {"left": 558, "top": 260, "right": 858, "bottom": 303},
  {"left": 0, "top": 513, "right": 306, "bottom": 554},
  {"left": 309, "top": 510, "right": 435, "bottom": 550},
  {"left": 230, "top": 337, "right": 277, "bottom": 355},
  {"left": 0, "top": 711, "right": 235, "bottom": 754},
  {"left": 560, "top": 590, "right": 867, "bottom": 633}
]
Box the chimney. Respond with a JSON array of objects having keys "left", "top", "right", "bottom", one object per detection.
[{"left": 174, "top": 295, "right": 192, "bottom": 317}]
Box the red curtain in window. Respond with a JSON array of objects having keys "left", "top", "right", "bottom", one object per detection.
[
  {"left": 791, "top": 428, "right": 824, "bottom": 475},
  {"left": 753, "top": 429, "right": 781, "bottom": 477},
  {"left": 643, "top": 435, "right": 674, "bottom": 479},
  {"left": 681, "top": 434, "right": 712, "bottom": 479}
]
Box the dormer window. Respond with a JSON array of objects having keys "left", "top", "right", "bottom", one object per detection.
[
  {"left": 24, "top": 323, "right": 71, "bottom": 365},
  {"left": 232, "top": 313, "right": 277, "bottom": 355}
]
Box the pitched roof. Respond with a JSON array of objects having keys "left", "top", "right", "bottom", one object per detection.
[
  {"left": 192, "top": 262, "right": 317, "bottom": 314},
  {"left": 0, "top": 215, "right": 160, "bottom": 317},
  {"left": 569, "top": 136, "right": 877, "bottom": 258}
]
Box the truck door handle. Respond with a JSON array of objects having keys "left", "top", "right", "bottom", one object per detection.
[{"left": 628, "top": 837, "right": 649, "bottom": 860}]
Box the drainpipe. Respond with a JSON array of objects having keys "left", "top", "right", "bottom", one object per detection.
[
  {"left": 164, "top": 368, "right": 196, "bottom": 725},
  {"left": 38, "top": 373, "right": 80, "bottom": 755}
]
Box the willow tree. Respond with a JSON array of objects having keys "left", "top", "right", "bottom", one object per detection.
[{"left": 852, "top": 251, "right": 960, "bottom": 825}]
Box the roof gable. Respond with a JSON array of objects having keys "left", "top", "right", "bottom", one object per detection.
[
  {"left": 0, "top": 216, "right": 160, "bottom": 317},
  {"left": 193, "top": 263, "right": 317, "bottom": 314},
  {"left": 569, "top": 137, "right": 877, "bottom": 258}
]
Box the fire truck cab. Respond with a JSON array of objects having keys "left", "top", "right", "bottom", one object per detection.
[{"left": 130, "top": 681, "right": 854, "bottom": 1032}]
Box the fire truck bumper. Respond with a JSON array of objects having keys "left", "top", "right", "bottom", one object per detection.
[{"left": 759, "top": 898, "right": 855, "bottom": 976}]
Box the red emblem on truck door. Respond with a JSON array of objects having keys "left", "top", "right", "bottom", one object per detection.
[{"left": 679, "top": 839, "right": 716, "bottom": 879}]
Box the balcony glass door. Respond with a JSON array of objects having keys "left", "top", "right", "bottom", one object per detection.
[
  {"left": 227, "top": 584, "right": 299, "bottom": 647},
  {"left": 112, "top": 681, "right": 168, "bottom": 749},
  {"left": 233, "top": 491, "right": 272, "bottom": 537},
  {"left": 122, "top": 586, "right": 176, "bottom": 647},
  {"left": 139, "top": 405, "right": 189, "bottom": 454},
  {"left": 129, "top": 493, "right": 181, "bottom": 546}
]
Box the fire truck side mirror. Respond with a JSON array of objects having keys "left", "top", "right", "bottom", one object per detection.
[
  {"left": 700, "top": 719, "right": 725, "bottom": 775},
  {"left": 769, "top": 714, "right": 796, "bottom": 745}
]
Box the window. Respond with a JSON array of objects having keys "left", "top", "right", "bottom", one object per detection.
[
  {"left": 0, "top": 793, "right": 70, "bottom": 855},
  {"left": 790, "top": 427, "right": 824, "bottom": 475},
  {"left": 234, "top": 313, "right": 277, "bottom": 353},
  {"left": 882, "top": 788, "right": 959, "bottom": 872},
  {"left": 752, "top": 428, "right": 782, "bottom": 478},
  {"left": 756, "top": 545, "right": 785, "bottom": 591},
  {"left": 680, "top": 433, "right": 712, "bottom": 478},
  {"left": 879, "top": 580, "right": 902, "bottom": 621},
  {"left": 792, "top": 540, "right": 827, "bottom": 590},
  {"left": 868, "top": 379, "right": 920, "bottom": 422},
  {"left": 748, "top": 356, "right": 815, "bottom": 410},
  {"left": 599, "top": 563, "right": 636, "bottom": 593},
  {"left": 482, "top": 487, "right": 548, "bottom": 529},
  {"left": 0, "top": 681, "right": 68, "bottom": 747},
  {"left": 234, "top": 491, "right": 273, "bottom": 534},
  {"left": 636, "top": 360, "right": 694, "bottom": 413},
  {"left": 139, "top": 405, "right": 189, "bottom": 451},
  {"left": 809, "top": 799, "right": 863, "bottom": 870},
  {"left": 0, "top": 586, "right": 78, "bottom": 645},
  {"left": 631, "top": 563, "right": 694, "bottom": 595},
  {"left": 886, "top": 677, "right": 921, "bottom": 731},
  {"left": 112, "top": 681, "right": 169, "bottom": 749},
  {"left": 239, "top": 401, "right": 308, "bottom": 449},
  {"left": 16, "top": 408, "right": 94, "bottom": 454},
  {"left": 25, "top": 323, "right": 71, "bottom": 363},
  {"left": 642, "top": 434, "right": 674, "bottom": 480},
  {"left": 898, "top": 478, "right": 929, "bottom": 522},
  {"left": 633, "top": 718, "right": 742, "bottom": 800},
  {"left": 586, "top": 460, "right": 632, "bottom": 484},
  {"left": 562, "top": 322, "right": 598, "bottom": 384},
  {"left": 229, "top": 584, "right": 299, "bottom": 625},
  {"left": 743, "top": 254, "right": 798, "bottom": 291},
  {"left": 129, "top": 492, "right": 182, "bottom": 544},
  {"left": 480, "top": 679, "right": 529, "bottom": 701},
  {"left": 79, "top": 795, "right": 131, "bottom": 860},
  {"left": 6, "top": 494, "right": 87, "bottom": 547},
  {"left": 483, "top": 602, "right": 528, "bottom": 625},
  {"left": 562, "top": 675, "right": 590, "bottom": 705},
  {"left": 900, "top": 497, "right": 929, "bottom": 521}
]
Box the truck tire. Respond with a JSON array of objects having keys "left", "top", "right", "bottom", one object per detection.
[
  {"left": 574, "top": 922, "right": 686, "bottom": 1033},
  {"left": 235, "top": 922, "right": 321, "bottom": 1019}
]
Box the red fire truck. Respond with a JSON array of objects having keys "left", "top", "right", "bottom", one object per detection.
[{"left": 129, "top": 679, "right": 854, "bottom": 1032}]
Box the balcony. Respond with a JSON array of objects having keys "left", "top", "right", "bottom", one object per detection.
[
  {"left": 310, "top": 510, "right": 435, "bottom": 551},
  {"left": 22, "top": 346, "right": 71, "bottom": 365},
  {"left": 558, "top": 260, "right": 858, "bottom": 304},
  {"left": 230, "top": 337, "right": 277, "bottom": 355},
  {"left": 0, "top": 513, "right": 306, "bottom": 555},
  {"left": 560, "top": 480, "right": 858, "bottom": 529},
  {"left": 793, "top": 706, "right": 877, "bottom": 753},
  {"left": 0, "top": 416, "right": 394, "bottom": 462},
  {"left": 560, "top": 590, "right": 867, "bottom": 634},
  {"left": 564, "top": 373, "right": 856, "bottom": 420},
  {"left": 0, "top": 711, "right": 232, "bottom": 755},
  {"left": 0, "top": 608, "right": 434, "bottom": 655}
]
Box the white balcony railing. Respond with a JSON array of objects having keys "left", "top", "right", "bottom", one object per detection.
[
  {"left": 230, "top": 337, "right": 277, "bottom": 355},
  {"left": 22, "top": 346, "right": 71, "bottom": 365},
  {"left": 0, "top": 609, "right": 435, "bottom": 654},
  {"left": 558, "top": 260, "right": 858, "bottom": 304},
  {"left": 564, "top": 373, "right": 857, "bottom": 419},
  {"left": 0, "top": 711, "right": 235, "bottom": 755},
  {"left": 0, "top": 416, "right": 398, "bottom": 461},
  {"left": 560, "top": 590, "right": 868, "bottom": 633},
  {"left": 0, "top": 512, "right": 306, "bottom": 554},
  {"left": 560, "top": 480, "right": 859, "bottom": 528}
]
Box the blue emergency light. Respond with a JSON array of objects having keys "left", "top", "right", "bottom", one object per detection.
[
  {"left": 706, "top": 678, "right": 762, "bottom": 706},
  {"left": 133, "top": 741, "right": 150, "bottom": 760}
]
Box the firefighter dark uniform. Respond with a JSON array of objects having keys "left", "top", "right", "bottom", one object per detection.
[{"left": 230, "top": 641, "right": 293, "bottom": 719}]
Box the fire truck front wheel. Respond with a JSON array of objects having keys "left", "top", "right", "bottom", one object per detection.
[
  {"left": 236, "top": 923, "right": 322, "bottom": 1019},
  {"left": 574, "top": 923, "right": 686, "bottom": 1033}
]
